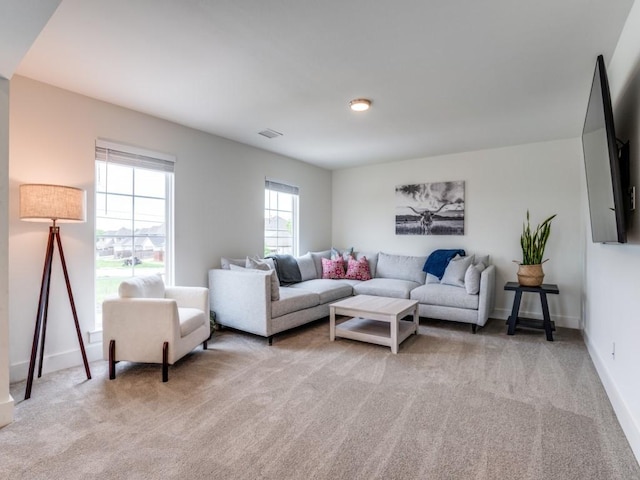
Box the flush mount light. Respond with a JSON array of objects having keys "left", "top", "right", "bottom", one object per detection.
[{"left": 349, "top": 98, "right": 371, "bottom": 112}]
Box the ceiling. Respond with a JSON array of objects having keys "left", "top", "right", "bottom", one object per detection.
[{"left": 9, "top": 0, "right": 637, "bottom": 170}]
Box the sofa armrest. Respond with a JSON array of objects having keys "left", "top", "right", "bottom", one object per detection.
[
  {"left": 165, "top": 286, "right": 209, "bottom": 314},
  {"left": 208, "top": 269, "right": 272, "bottom": 336},
  {"left": 476, "top": 265, "right": 496, "bottom": 326}
]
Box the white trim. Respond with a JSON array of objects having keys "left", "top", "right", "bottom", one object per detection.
[
  {"left": 165, "top": 171, "right": 175, "bottom": 285},
  {"left": 491, "top": 307, "right": 580, "bottom": 329},
  {"left": 10, "top": 343, "right": 102, "bottom": 383},
  {"left": 583, "top": 329, "right": 640, "bottom": 464},
  {"left": 88, "top": 329, "right": 103, "bottom": 344},
  {"left": 96, "top": 138, "right": 176, "bottom": 163}
]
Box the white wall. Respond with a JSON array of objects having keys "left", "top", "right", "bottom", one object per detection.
[
  {"left": 8, "top": 76, "right": 332, "bottom": 382},
  {"left": 582, "top": 0, "right": 640, "bottom": 462},
  {"left": 332, "top": 138, "right": 584, "bottom": 327},
  {"left": 0, "top": 77, "right": 14, "bottom": 426}
]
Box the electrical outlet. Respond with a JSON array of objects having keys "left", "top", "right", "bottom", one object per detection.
[{"left": 612, "top": 342, "right": 616, "bottom": 360}]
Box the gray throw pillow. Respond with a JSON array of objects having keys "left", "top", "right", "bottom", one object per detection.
[
  {"left": 441, "top": 255, "right": 475, "bottom": 288},
  {"left": 296, "top": 252, "right": 317, "bottom": 281},
  {"left": 464, "top": 262, "right": 486, "bottom": 294}
]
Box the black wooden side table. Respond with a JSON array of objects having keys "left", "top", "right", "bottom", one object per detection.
[{"left": 504, "top": 282, "right": 559, "bottom": 341}]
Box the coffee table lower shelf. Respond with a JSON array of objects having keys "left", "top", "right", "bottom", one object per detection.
[
  {"left": 334, "top": 317, "right": 417, "bottom": 350},
  {"left": 329, "top": 295, "right": 419, "bottom": 354}
]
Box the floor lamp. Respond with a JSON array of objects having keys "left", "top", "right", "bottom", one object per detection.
[{"left": 20, "top": 184, "right": 92, "bottom": 400}]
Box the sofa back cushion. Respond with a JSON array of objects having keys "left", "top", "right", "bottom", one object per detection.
[
  {"left": 345, "top": 256, "right": 372, "bottom": 280},
  {"left": 119, "top": 274, "right": 165, "bottom": 299},
  {"left": 354, "top": 251, "right": 378, "bottom": 278},
  {"left": 310, "top": 250, "right": 332, "bottom": 278},
  {"left": 375, "top": 252, "right": 427, "bottom": 284}
]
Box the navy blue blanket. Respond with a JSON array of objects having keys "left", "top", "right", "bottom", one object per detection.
[
  {"left": 423, "top": 249, "right": 466, "bottom": 279},
  {"left": 268, "top": 254, "right": 302, "bottom": 285}
]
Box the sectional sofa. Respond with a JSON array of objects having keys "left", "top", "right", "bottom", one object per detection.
[{"left": 208, "top": 250, "right": 495, "bottom": 344}]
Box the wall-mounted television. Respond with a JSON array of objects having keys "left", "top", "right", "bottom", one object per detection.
[{"left": 582, "top": 54, "right": 630, "bottom": 244}]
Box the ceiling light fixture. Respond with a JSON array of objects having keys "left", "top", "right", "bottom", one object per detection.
[{"left": 349, "top": 98, "right": 371, "bottom": 112}]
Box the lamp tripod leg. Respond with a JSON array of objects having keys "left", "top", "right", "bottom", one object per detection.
[
  {"left": 37, "top": 265, "right": 53, "bottom": 378},
  {"left": 55, "top": 231, "right": 91, "bottom": 380},
  {"left": 25, "top": 228, "right": 55, "bottom": 400}
]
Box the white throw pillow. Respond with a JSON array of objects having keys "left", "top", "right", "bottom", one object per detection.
[
  {"left": 118, "top": 274, "right": 165, "bottom": 298},
  {"left": 441, "top": 255, "right": 475, "bottom": 288},
  {"left": 464, "top": 262, "right": 486, "bottom": 294}
]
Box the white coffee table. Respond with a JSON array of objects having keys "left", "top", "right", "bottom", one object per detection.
[{"left": 329, "top": 295, "right": 419, "bottom": 354}]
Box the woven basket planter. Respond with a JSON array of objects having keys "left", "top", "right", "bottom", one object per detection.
[{"left": 517, "top": 264, "right": 544, "bottom": 287}]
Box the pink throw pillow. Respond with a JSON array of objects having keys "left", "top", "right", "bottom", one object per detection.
[
  {"left": 322, "top": 257, "right": 346, "bottom": 279},
  {"left": 345, "top": 256, "right": 372, "bottom": 280}
]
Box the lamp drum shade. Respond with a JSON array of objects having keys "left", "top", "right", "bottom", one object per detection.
[{"left": 20, "top": 184, "right": 86, "bottom": 223}]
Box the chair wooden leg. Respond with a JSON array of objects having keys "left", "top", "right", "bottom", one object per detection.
[
  {"left": 471, "top": 324, "right": 478, "bottom": 334},
  {"left": 203, "top": 340, "right": 208, "bottom": 350},
  {"left": 268, "top": 335, "right": 273, "bottom": 346},
  {"left": 109, "top": 340, "right": 116, "bottom": 380},
  {"left": 162, "top": 341, "right": 169, "bottom": 382}
]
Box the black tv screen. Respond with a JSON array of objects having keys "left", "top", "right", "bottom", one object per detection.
[{"left": 582, "top": 55, "right": 627, "bottom": 244}]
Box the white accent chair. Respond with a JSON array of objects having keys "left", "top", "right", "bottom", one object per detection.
[{"left": 102, "top": 274, "right": 210, "bottom": 382}]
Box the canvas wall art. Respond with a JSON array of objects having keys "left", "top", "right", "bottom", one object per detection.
[{"left": 395, "top": 181, "right": 465, "bottom": 235}]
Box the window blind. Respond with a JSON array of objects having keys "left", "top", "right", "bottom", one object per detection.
[
  {"left": 265, "top": 179, "right": 299, "bottom": 195},
  {"left": 95, "top": 139, "right": 175, "bottom": 172}
]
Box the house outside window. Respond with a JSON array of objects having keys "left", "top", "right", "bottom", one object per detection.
[
  {"left": 264, "top": 179, "right": 299, "bottom": 256},
  {"left": 95, "top": 140, "right": 175, "bottom": 328}
]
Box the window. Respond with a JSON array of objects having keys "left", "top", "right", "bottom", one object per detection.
[
  {"left": 95, "top": 140, "right": 175, "bottom": 327},
  {"left": 264, "top": 180, "right": 299, "bottom": 256}
]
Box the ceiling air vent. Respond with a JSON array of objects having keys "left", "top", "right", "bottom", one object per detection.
[{"left": 258, "top": 129, "right": 283, "bottom": 139}]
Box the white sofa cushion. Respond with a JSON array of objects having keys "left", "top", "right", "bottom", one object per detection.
[
  {"left": 118, "top": 274, "right": 165, "bottom": 298},
  {"left": 271, "top": 288, "right": 320, "bottom": 318},
  {"left": 375, "top": 252, "right": 427, "bottom": 284},
  {"left": 410, "top": 284, "right": 479, "bottom": 310},
  {"left": 289, "top": 279, "right": 353, "bottom": 303},
  {"left": 353, "top": 278, "right": 420, "bottom": 299},
  {"left": 178, "top": 307, "right": 206, "bottom": 337}
]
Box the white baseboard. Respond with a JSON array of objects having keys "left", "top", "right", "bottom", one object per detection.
[
  {"left": 491, "top": 308, "right": 580, "bottom": 329},
  {"left": 583, "top": 330, "right": 640, "bottom": 465},
  {"left": 10, "top": 343, "right": 103, "bottom": 383},
  {"left": 0, "top": 395, "right": 14, "bottom": 427}
]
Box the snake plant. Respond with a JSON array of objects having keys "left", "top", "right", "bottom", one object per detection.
[{"left": 520, "top": 210, "right": 556, "bottom": 265}]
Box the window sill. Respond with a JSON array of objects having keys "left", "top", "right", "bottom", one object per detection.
[{"left": 88, "top": 329, "right": 103, "bottom": 344}]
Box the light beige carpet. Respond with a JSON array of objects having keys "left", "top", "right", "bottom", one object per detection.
[{"left": 2, "top": 318, "right": 639, "bottom": 480}]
